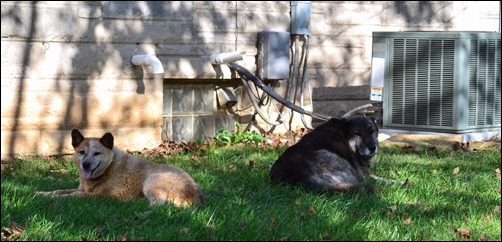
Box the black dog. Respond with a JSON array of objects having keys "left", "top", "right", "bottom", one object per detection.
[{"left": 270, "top": 115, "right": 379, "bottom": 193}]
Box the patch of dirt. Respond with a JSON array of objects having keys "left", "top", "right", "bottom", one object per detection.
[
  {"left": 379, "top": 133, "right": 501, "bottom": 152},
  {"left": 131, "top": 128, "right": 500, "bottom": 158},
  {"left": 127, "top": 128, "right": 310, "bottom": 158}
]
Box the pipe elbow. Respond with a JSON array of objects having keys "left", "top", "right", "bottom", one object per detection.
[
  {"left": 210, "top": 51, "right": 246, "bottom": 64},
  {"left": 131, "top": 54, "right": 165, "bottom": 74}
]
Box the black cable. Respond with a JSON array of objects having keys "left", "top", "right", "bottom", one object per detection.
[{"left": 228, "top": 62, "right": 331, "bottom": 121}]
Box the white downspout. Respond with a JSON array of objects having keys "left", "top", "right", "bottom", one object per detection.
[{"left": 131, "top": 55, "right": 165, "bottom": 74}]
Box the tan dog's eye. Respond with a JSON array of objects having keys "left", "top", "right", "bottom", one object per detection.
[{"left": 79, "top": 150, "right": 85, "bottom": 155}]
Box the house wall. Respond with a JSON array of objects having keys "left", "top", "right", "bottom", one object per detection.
[{"left": 1, "top": 1, "right": 500, "bottom": 159}]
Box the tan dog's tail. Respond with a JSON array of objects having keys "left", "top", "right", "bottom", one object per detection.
[{"left": 142, "top": 172, "right": 204, "bottom": 207}]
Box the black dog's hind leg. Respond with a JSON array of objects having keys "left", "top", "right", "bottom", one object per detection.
[{"left": 370, "top": 174, "right": 409, "bottom": 187}]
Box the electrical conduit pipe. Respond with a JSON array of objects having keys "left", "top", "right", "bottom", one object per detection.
[{"left": 131, "top": 55, "right": 165, "bottom": 74}]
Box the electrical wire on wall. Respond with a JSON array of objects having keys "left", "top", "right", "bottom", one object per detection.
[
  {"left": 213, "top": 2, "right": 377, "bottom": 133},
  {"left": 244, "top": 1, "right": 317, "bottom": 131},
  {"left": 239, "top": 72, "right": 282, "bottom": 126},
  {"left": 228, "top": 62, "right": 331, "bottom": 122},
  {"left": 298, "top": 34, "right": 314, "bottom": 129},
  {"left": 290, "top": 1, "right": 314, "bottom": 130},
  {"left": 220, "top": 2, "right": 321, "bottom": 131},
  {"left": 236, "top": 32, "right": 316, "bottom": 131}
]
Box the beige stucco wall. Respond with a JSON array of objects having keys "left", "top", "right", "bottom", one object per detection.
[{"left": 1, "top": 1, "right": 500, "bottom": 159}]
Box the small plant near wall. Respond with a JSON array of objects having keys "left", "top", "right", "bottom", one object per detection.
[{"left": 214, "top": 123, "right": 265, "bottom": 145}]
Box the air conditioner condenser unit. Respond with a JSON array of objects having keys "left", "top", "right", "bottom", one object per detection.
[{"left": 371, "top": 31, "right": 501, "bottom": 133}]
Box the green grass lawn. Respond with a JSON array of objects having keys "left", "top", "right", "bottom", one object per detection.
[{"left": 1, "top": 141, "right": 500, "bottom": 241}]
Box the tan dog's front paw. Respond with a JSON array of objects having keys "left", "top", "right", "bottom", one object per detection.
[
  {"left": 35, "top": 191, "right": 52, "bottom": 196},
  {"left": 35, "top": 189, "right": 82, "bottom": 197}
]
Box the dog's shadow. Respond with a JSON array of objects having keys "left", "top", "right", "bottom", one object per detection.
[
  {"left": 194, "top": 146, "right": 394, "bottom": 240},
  {"left": 5, "top": 148, "right": 397, "bottom": 240}
]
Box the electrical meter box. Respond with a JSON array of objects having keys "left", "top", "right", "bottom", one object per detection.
[
  {"left": 290, "top": 1, "right": 311, "bottom": 35},
  {"left": 258, "top": 30, "right": 290, "bottom": 80}
]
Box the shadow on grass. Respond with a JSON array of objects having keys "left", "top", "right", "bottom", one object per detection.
[{"left": 1, "top": 145, "right": 500, "bottom": 240}]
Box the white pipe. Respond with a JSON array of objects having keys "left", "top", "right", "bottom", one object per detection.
[
  {"left": 210, "top": 51, "right": 246, "bottom": 64},
  {"left": 131, "top": 55, "right": 165, "bottom": 74}
]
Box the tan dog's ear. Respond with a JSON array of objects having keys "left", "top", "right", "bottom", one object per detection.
[
  {"left": 100, "top": 132, "right": 114, "bottom": 150},
  {"left": 71, "top": 129, "right": 85, "bottom": 148}
]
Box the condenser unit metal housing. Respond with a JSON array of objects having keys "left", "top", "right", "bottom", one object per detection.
[{"left": 372, "top": 31, "right": 501, "bottom": 133}]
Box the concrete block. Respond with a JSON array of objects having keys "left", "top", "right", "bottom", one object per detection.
[
  {"left": 102, "top": 1, "right": 192, "bottom": 20},
  {"left": 313, "top": 85, "right": 371, "bottom": 101},
  {"left": 313, "top": 99, "right": 380, "bottom": 118},
  {"left": 1, "top": 2, "right": 77, "bottom": 41}
]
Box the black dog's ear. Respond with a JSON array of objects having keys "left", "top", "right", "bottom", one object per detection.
[
  {"left": 100, "top": 132, "right": 114, "bottom": 150},
  {"left": 369, "top": 117, "right": 379, "bottom": 130},
  {"left": 369, "top": 117, "right": 377, "bottom": 124},
  {"left": 329, "top": 117, "right": 350, "bottom": 134},
  {"left": 329, "top": 117, "right": 346, "bottom": 124},
  {"left": 71, "top": 129, "right": 85, "bottom": 148}
]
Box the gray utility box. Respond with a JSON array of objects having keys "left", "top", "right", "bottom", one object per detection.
[
  {"left": 258, "top": 30, "right": 290, "bottom": 80},
  {"left": 372, "top": 31, "right": 501, "bottom": 133}
]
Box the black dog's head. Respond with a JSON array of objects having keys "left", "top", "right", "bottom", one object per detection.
[{"left": 342, "top": 116, "right": 379, "bottom": 160}]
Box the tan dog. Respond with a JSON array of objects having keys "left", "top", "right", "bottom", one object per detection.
[{"left": 36, "top": 129, "right": 204, "bottom": 207}]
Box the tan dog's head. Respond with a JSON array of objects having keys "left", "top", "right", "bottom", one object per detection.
[{"left": 71, "top": 129, "right": 114, "bottom": 180}]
